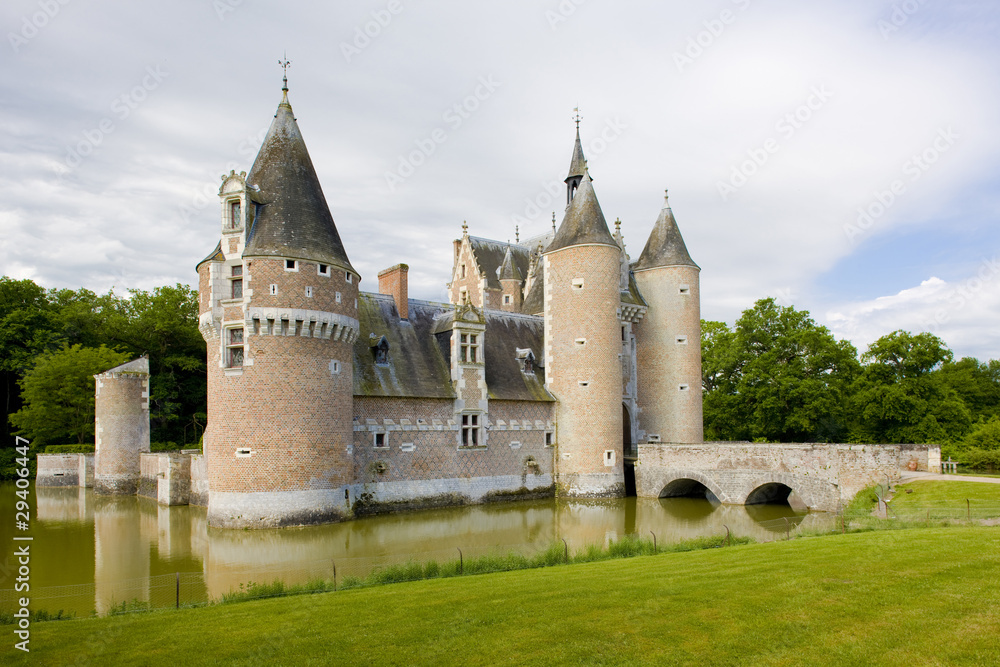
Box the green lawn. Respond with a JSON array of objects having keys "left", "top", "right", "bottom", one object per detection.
[
  {"left": 891, "top": 480, "right": 1000, "bottom": 512},
  {"left": 7, "top": 526, "right": 1000, "bottom": 666}
]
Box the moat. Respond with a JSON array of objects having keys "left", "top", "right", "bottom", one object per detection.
[{"left": 0, "top": 482, "right": 833, "bottom": 616}]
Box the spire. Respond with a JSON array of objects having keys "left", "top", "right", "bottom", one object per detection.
[
  {"left": 546, "top": 168, "right": 617, "bottom": 253},
  {"left": 565, "top": 111, "right": 588, "bottom": 205},
  {"left": 633, "top": 189, "right": 699, "bottom": 271},
  {"left": 498, "top": 245, "right": 523, "bottom": 282},
  {"left": 243, "top": 80, "right": 355, "bottom": 273}
]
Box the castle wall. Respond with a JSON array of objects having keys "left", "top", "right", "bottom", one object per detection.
[
  {"left": 633, "top": 265, "right": 703, "bottom": 444},
  {"left": 544, "top": 244, "right": 624, "bottom": 497},
  {"left": 140, "top": 452, "right": 193, "bottom": 506},
  {"left": 351, "top": 396, "right": 554, "bottom": 513},
  {"left": 190, "top": 454, "right": 209, "bottom": 506},
  {"left": 36, "top": 453, "right": 81, "bottom": 487},
  {"left": 94, "top": 362, "right": 150, "bottom": 495}
]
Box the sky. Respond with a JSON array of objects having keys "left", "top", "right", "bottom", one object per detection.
[{"left": 2, "top": 0, "right": 999, "bottom": 360}]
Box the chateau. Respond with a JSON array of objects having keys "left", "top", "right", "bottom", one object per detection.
[{"left": 191, "top": 80, "right": 703, "bottom": 529}]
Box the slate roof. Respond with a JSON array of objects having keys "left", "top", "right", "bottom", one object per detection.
[
  {"left": 546, "top": 174, "right": 617, "bottom": 253},
  {"left": 196, "top": 241, "right": 224, "bottom": 270},
  {"left": 353, "top": 294, "right": 553, "bottom": 402},
  {"left": 566, "top": 127, "right": 587, "bottom": 182},
  {"left": 633, "top": 195, "right": 699, "bottom": 271},
  {"left": 498, "top": 246, "right": 523, "bottom": 282},
  {"left": 243, "top": 91, "right": 356, "bottom": 273},
  {"left": 521, "top": 270, "right": 545, "bottom": 316},
  {"left": 468, "top": 237, "right": 530, "bottom": 289}
]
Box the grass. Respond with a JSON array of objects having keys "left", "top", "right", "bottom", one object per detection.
[
  {"left": 891, "top": 480, "right": 1000, "bottom": 509},
  {"left": 8, "top": 526, "right": 1000, "bottom": 666}
]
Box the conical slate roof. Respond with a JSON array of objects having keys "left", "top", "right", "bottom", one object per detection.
[
  {"left": 498, "top": 245, "right": 523, "bottom": 281},
  {"left": 243, "top": 90, "right": 355, "bottom": 273},
  {"left": 546, "top": 173, "right": 617, "bottom": 253},
  {"left": 633, "top": 193, "right": 699, "bottom": 271},
  {"left": 565, "top": 127, "right": 587, "bottom": 183}
]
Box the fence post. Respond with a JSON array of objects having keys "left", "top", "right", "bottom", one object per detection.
[
  {"left": 723, "top": 525, "right": 731, "bottom": 547},
  {"left": 457, "top": 548, "right": 463, "bottom": 574},
  {"left": 561, "top": 538, "right": 569, "bottom": 563},
  {"left": 176, "top": 572, "right": 180, "bottom": 610},
  {"left": 649, "top": 530, "right": 657, "bottom": 553},
  {"left": 967, "top": 499, "right": 970, "bottom": 521},
  {"left": 332, "top": 560, "right": 337, "bottom": 592}
]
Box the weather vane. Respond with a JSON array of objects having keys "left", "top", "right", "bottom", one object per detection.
[
  {"left": 279, "top": 52, "right": 291, "bottom": 90},
  {"left": 573, "top": 106, "right": 583, "bottom": 129}
]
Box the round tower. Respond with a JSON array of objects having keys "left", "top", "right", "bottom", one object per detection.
[
  {"left": 632, "top": 191, "right": 703, "bottom": 444},
  {"left": 544, "top": 167, "right": 624, "bottom": 497},
  {"left": 498, "top": 245, "right": 523, "bottom": 312},
  {"left": 94, "top": 357, "right": 150, "bottom": 495},
  {"left": 197, "top": 79, "right": 359, "bottom": 528}
]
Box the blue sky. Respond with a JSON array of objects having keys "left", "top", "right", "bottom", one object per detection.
[{"left": 1, "top": 0, "right": 998, "bottom": 359}]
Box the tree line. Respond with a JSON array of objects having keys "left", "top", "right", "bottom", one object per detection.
[
  {"left": 1, "top": 277, "right": 205, "bottom": 463},
  {"left": 703, "top": 298, "right": 1000, "bottom": 470}
]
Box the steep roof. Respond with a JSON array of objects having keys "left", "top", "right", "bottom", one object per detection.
[
  {"left": 483, "top": 311, "right": 553, "bottom": 402},
  {"left": 546, "top": 173, "right": 617, "bottom": 253},
  {"left": 196, "top": 241, "right": 224, "bottom": 270},
  {"left": 565, "top": 127, "right": 587, "bottom": 183},
  {"left": 468, "top": 237, "right": 530, "bottom": 289},
  {"left": 498, "top": 245, "right": 523, "bottom": 282},
  {"left": 521, "top": 269, "right": 544, "bottom": 316},
  {"left": 633, "top": 194, "right": 699, "bottom": 271},
  {"left": 243, "top": 90, "right": 355, "bottom": 273}
]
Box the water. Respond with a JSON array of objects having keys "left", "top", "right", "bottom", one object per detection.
[{"left": 0, "top": 483, "right": 832, "bottom": 615}]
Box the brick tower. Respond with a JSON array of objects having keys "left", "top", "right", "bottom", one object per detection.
[
  {"left": 197, "top": 76, "right": 360, "bottom": 528},
  {"left": 633, "top": 191, "right": 703, "bottom": 444},
  {"left": 94, "top": 357, "right": 150, "bottom": 495},
  {"left": 544, "top": 132, "right": 624, "bottom": 497}
]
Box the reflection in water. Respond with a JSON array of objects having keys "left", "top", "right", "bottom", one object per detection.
[{"left": 0, "top": 483, "right": 833, "bottom": 615}]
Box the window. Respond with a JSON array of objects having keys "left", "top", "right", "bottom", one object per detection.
[
  {"left": 460, "top": 288, "right": 469, "bottom": 305},
  {"left": 285, "top": 259, "right": 297, "bottom": 271},
  {"left": 461, "top": 414, "right": 480, "bottom": 447},
  {"left": 503, "top": 294, "right": 511, "bottom": 305},
  {"left": 545, "top": 431, "right": 554, "bottom": 446},
  {"left": 346, "top": 272, "right": 353, "bottom": 283},
  {"left": 336, "top": 291, "right": 342, "bottom": 304},
  {"left": 318, "top": 264, "right": 329, "bottom": 276},
  {"left": 231, "top": 265, "right": 243, "bottom": 299},
  {"left": 228, "top": 201, "right": 240, "bottom": 229},
  {"left": 604, "top": 451, "right": 615, "bottom": 467},
  {"left": 461, "top": 264, "right": 467, "bottom": 279},
  {"left": 679, "top": 284, "right": 690, "bottom": 295},
  {"left": 460, "top": 333, "right": 480, "bottom": 363},
  {"left": 374, "top": 432, "right": 387, "bottom": 448},
  {"left": 373, "top": 336, "right": 390, "bottom": 365},
  {"left": 306, "top": 286, "right": 313, "bottom": 298},
  {"left": 572, "top": 278, "right": 584, "bottom": 290},
  {"left": 269, "top": 284, "right": 278, "bottom": 296},
  {"left": 226, "top": 328, "right": 244, "bottom": 368}
]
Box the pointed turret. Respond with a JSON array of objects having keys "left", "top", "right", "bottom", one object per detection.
[
  {"left": 634, "top": 191, "right": 698, "bottom": 270},
  {"left": 547, "top": 171, "right": 617, "bottom": 254},
  {"left": 243, "top": 87, "right": 355, "bottom": 273},
  {"left": 565, "top": 123, "right": 587, "bottom": 205},
  {"left": 498, "top": 244, "right": 523, "bottom": 312},
  {"left": 498, "top": 245, "right": 523, "bottom": 282}
]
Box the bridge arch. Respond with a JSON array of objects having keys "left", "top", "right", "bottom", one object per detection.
[
  {"left": 655, "top": 470, "right": 726, "bottom": 504},
  {"left": 735, "top": 473, "right": 839, "bottom": 511}
]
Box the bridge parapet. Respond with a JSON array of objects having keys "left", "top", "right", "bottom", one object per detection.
[{"left": 636, "top": 443, "right": 939, "bottom": 510}]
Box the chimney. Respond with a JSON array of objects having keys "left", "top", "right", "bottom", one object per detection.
[{"left": 378, "top": 263, "right": 409, "bottom": 320}]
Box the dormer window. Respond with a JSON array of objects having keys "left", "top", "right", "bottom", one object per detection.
[
  {"left": 515, "top": 348, "right": 535, "bottom": 374},
  {"left": 285, "top": 259, "right": 298, "bottom": 271},
  {"left": 346, "top": 272, "right": 353, "bottom": 283},
  {"left": 372, "top": 335, "right": 390, "bottom": 365},
  {"left": 460, "top": 333, "right": 480, "bottom": 363},
  {"left": 228, "top": 200, "right": 240, "bottom": 229},
  {"left": 318, "top": 264, "right": 329, "bottom": 276}
]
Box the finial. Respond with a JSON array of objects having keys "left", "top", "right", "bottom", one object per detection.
[
  {"left": 551, "top": 211, "right": 556, "bottom": 232},
  {"left": 515, "top": 225, "right": 520, "bottom": 244},
  {"left": 664, "top": 188, "right": 670, "bottom": 205},
  {"left": 279, "top": 52, "right": 291, "bottom": 94},
  {"left": 615, "top": 217, "right": 621, "bottom": 233},
  {"left": 462, "top": 220, "right": 468, "bottom": 235},
  {"left": 573, "top": 106, "right": 582, "bottom": 129}
]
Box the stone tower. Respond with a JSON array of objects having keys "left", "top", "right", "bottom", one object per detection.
[
  {"left": 633, "top": 192, "right": 703, "bottom": 444},
  {"left": 498, "top": 245, "right": 523, "bottom": 312},
  {"left": 197, "top": 78, "right": 360, "bottom": 528},
  {"left": 544, "top": 138, "right": 624, "bottom": 497},
  {"left": 94, "top": 357, "right": 150, "bottom": 495}
]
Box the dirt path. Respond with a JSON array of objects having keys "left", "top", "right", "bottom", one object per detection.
[{"left": 899, "top": 472, "right": 1000, "bottom": 485}]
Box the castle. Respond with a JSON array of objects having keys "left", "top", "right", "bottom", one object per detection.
[{"left": 193, "top": 79, "right": 704, "bottom": 529}]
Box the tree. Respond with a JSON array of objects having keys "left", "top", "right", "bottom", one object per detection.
[
  {"left": 701, "top": 299, "right": 859, "bottom": 442},
  {"left": 939, "top": 357, "right": 1000, "bottom": 423},
  {"left": 9, "top": 344, "right": 128, "bottom": 446},
  {"left": 850, "top": 331, "right": 971, "bottom": 444}
]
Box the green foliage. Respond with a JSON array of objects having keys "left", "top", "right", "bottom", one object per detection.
[
  {"left": 9, "top": 344, "right": 129, "bottom": 446},
  {"left": 701, "top": 299, "right": 859, "bottom": 442},
  {"left": 0, "top": 444, "right": 37, "bottom": 481},
  {"left": 43, "top": 444, "right": 95, "bottom": 453},
  {"left": 850, "top": 331, "right": 971, "bottom": 444}
]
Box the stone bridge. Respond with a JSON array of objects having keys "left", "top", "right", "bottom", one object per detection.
[{"left": 635, "top": 443, "right": 941, "bottom": 512}]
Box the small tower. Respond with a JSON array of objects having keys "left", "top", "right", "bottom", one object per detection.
[
  {"left": 544, "top": 141, "right": 623, "bottom": 496},
  {"left": 565, "top": 123, "right": 587, "bottom": 206},
  {"left": 498, "top": 245, "right": 523, "bottom": 312},
  {"left": 94, "top": 357, "right": 150, "bottom": 495},
  {"left": 197, "top": 73, "right": 360, "bottom": 528},
  {"left": 633, "top": 191, "right": 703, "bottom": 444}
]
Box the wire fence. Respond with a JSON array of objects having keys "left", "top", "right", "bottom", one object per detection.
[{"left": 4, "top": 501, "right": 999, "bottom": 620}]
